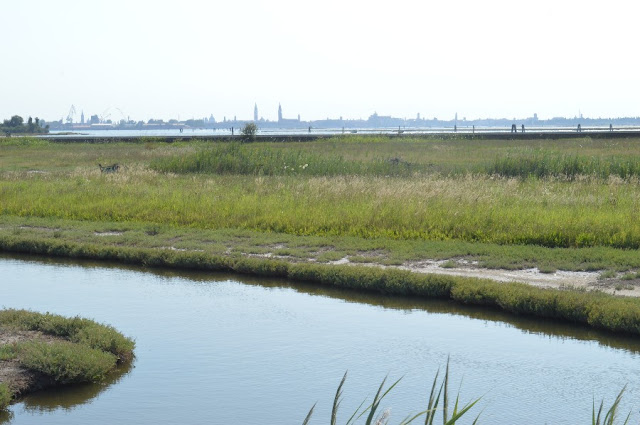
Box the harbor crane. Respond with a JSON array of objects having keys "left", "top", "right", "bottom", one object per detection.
[{"left": 66, "top": 105, "right": 77, "bottom": 124}]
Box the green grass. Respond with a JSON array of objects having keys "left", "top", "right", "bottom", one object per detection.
[
  {"left": 0, "top": 309, "right": 135, "bottom": 410},
  {"left": 303, "top": 360, "right": 481, "bottom": 425},
  {"left": 15, "top": 340, "right": 117, "bottom": 384},
  {"left": 0, "top": 383, "right": 10, "bottom": 410},
  {"left": 2, "top": 235, "right": 640, "bottom": 335},
  {"left": 0, "top": 309, "right": 134, "bottom": 361},
  {"left": 150, "top": 142, "right": 416, "bottom": 177},
  {"left": 485, "top": 149, "right": 640, "bottom": 180},
  {"left": 5, "top": 137, "right": 640, "bottom": 250}
]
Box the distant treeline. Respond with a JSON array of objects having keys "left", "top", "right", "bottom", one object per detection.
[{"left": 1, "top": 115, "right": 49, "bottom": 135}]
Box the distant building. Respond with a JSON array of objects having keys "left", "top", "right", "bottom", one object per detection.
[
  {"left": 277, "top": 103, "right": 300, "bottom": 125},
  {"left": 81, "top": 111, "right": 85, "bottom": 124},
  {"left": 254, "top": 104, "right": 258, "bottom": 122}
]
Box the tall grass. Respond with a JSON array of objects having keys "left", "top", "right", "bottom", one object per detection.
[
  {"left": 4, "top": 170, "right": 640, "bottom": 248},
  {"left": 486, "top": 151, "right": 640, "bottom": 180},
  {"left": 303, "top": 360, "right": 481, "bottom": 425},
  {"left": 150, "top": 142, "right": 416, "bottom": 177}
]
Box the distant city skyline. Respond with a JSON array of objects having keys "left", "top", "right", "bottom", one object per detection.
[
  {"left": 45, "top": 101, "right": 640, "bottom": 128},
  {"left": 2, "top": 1, "right": 638, "bottom": 123}
]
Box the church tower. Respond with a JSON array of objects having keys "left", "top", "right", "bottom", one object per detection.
[
  {"left": 278, "top": 103, "right": 283, "bottom": 123},
  {"left": 254, "top": 103, "right": 258, "bottom": 122}
]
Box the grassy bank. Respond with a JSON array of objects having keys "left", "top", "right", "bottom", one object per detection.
[
  {"left": 4, "top": 138, "right": 640, "bottom": 248},
  {"left": 0, "top": 309, "right": 134, "bottom": 409},
  {"left": 2, "top": 233, "right": 640, "bottom": 336},
  {"left": 2, "top": 136, "right": 640, "bottom": 335}
]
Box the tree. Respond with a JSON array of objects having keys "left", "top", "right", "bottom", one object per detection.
[
  {"left": 8, "top": 115, "right": 23, "bottom": 127},
  {"left": 240, "top": 122, "right": 258, "bottom": 142}
]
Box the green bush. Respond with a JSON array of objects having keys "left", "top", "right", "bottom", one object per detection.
[
  {"left": 0, "top": 309, "right": 135, "bottom": 362},
  {"left": 16, "top": 341, "right": 116, "bottom": 384}
]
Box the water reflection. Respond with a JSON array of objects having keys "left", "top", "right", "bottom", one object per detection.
[
  {"left": 3, "top": 252, "right": 639, "bottom": 355},
  {"left": 0, "top": 363, "right": 133, "bottom": 424}
]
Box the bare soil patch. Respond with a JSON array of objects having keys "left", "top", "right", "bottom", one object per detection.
[{"left": 0, "top": 329, "right": 61, "bottom": 398}]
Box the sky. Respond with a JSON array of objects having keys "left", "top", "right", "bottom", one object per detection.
[{"left": 2, "top": 0, "right": 639, "bottom": 122}]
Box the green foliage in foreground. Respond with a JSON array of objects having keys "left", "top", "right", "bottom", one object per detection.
[
  {"left": 0, "top": 309, "right": 134, "bottom": 362},
  {"left": 0, "top": 383, "right": 10, "bottom": 410},
  {"left": 305, "top": 364, "right": 635, "bottom": 425},
  {"left": 593, "top": 387, "right": 632, "bottom": 425},
  {"left": 15, "top": 340, "right": 116, "bottom": 384},
  {"left": 2, "top": 236, "right": 640, "bottom": 336},
  {"left": 304, "top": 361, "right": 480, "bottom": 425},
  {"left": 150, "top": 142, "right": 415, "bottom": 176}
]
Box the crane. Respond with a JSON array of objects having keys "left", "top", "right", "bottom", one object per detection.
[
  {"left": 66, "top": 105, "right": 77, "bottom": 124},
  {"left": 99, "top": 108, "right": 112, "bottom": 123}
]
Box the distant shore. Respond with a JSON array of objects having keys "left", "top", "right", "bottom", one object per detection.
[{"left": 28, "top": 128, "right": 640, "bottom": 144}]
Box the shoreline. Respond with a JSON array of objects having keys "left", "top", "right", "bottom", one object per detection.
[{"left": 2, "top": 230, "right": 640, "bottom": 337}]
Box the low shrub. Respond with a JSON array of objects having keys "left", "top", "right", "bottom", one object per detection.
[
  {"left": 16, "top": 340, "right": 116, "bottom": 384},
  {"left": 0, "top": 309, "right": 135, "bottom": 362}
]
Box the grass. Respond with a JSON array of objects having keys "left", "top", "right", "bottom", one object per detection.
[
  {"left": 0, "top": 383, "right": 10, "bottom": 410},
  {"left": 150, "top": 142, "right": 416, "bottom": 177},
  {"left": 2, "top": 234, "right": 640, "bottom": 335},
  {"left": 0, "top": 309, "right": 134, "bottom": 361},
  {"left": 303, "top": 360, "right": 481, "bottom": 425},
  {"left": 16, "top": 340, "right": 117, "bottom": 384},
  {"left": 593, "top": 386, "right": 633, "bottom": 425},
  {"left": 0, "top": 309, "right": 135, "bottom": 409},
  {"left": 3, "top": 137, "right": 640, "bottom": 335},
  {"left": 304, "top": 361, "right": 636, "bottom": 425}
]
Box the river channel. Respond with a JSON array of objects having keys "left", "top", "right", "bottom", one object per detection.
[{"left": 1, "top": 254, "right": 639, "bottom": 424}]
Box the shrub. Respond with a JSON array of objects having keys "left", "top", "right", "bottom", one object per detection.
[
  {"left": 16, "top": 341, "right": 117, "bottom": 384},
  {"left": 240, "top": 122, "right": 258, "bottom": 142}
]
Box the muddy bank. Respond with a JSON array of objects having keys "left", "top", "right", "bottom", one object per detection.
[{"left": 0, "top": 328, "right": 59, "bottom": 400}]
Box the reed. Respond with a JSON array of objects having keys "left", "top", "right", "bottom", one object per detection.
[
  {"left": 302, "top": 360, "right": 480, "bottom": 425},
  {"left": 150, "top": 142, "right": 416, "bottom": 177},
  {"left": 485, "top": 151, "right": 640, "bottom": 180}
]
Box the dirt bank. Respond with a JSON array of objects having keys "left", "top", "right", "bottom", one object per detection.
[{"left": 0, "top": 328, "right": 59, "bottom": 399}]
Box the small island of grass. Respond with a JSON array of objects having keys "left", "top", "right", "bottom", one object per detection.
[{"left": 0, "top": 309, "right": 134, "bottom": 410}]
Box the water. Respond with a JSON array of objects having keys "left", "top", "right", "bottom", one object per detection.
[
  {"left": 1, "top": 254, "right": 639, "bottom": 424},
  {"left": 44, "top": 125, "right": 640, "bottom": 138}
]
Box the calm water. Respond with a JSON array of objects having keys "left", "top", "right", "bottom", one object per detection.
[
  {"left": 1, "top": 254, "right": 639, "bottom": 424},
  {"left": 45, "top": 126, "right": 640, "bottom": 138}
]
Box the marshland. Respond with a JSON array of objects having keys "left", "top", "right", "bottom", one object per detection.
[{"left": 2, "top": 135, "right": 640, "bottom": 423}]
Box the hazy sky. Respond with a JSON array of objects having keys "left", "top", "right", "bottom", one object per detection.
[{"left": 2, "top": 0, "right": 638, "bottom": 122}]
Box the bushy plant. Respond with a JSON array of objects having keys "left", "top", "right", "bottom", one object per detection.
[
  {"left": 16, "top": 340, "right": 116, "bottom": 384},
  {"left": 240, "top": 122, "right": 258, "bottom": 142}
]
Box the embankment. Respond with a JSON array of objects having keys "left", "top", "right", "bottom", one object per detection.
[{"left": 2, "top": 235, "right": 640, "bottom": 337}]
